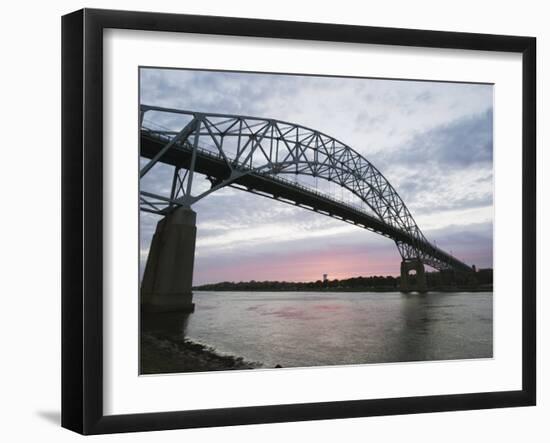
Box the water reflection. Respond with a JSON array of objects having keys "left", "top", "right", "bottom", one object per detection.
[{"left": 143, "top": 291, "right": 493, "bottom": 369}]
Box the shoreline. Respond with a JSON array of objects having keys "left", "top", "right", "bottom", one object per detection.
[
  {"left": 193, "top": 287, "right": 493, "bottom": 293},
  {"left": 140, "top": 331, "right": 261, "bottom": 375}
]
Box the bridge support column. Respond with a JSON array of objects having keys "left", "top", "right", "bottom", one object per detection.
[
  {"left": 400, "top": 259, "right": 427, "bottom": 293},
  {"left": 141, "top": 207, "right": 196, "bottom": 313}
]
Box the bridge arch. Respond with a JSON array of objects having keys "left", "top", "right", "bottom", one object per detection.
[{"left": 139, "top": 105, "right": 471, "bottom": 274}]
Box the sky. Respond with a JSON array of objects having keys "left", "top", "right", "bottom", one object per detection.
[{"left": 139, "top": 68, "right": 493, "bottom": 285}]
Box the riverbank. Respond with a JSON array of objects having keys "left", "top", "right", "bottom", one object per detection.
[
  {"left": 193, "top": 273, "right": 493, "bottom": 293},
  {"left": 193, "top": 286, "right": 493, "bottom": 293},
  {"left": 140, "top": 331, "right": 261, "bottom": 374}
]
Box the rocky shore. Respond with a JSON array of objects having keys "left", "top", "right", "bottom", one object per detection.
[{"left": 140, "top": 332, "right": 261, "bottom": 375}]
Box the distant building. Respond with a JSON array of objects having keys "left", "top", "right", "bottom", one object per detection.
[{"left": 323, "top": 273, "right": 328, "bottom": 282}]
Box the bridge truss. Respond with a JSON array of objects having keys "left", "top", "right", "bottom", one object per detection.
[{"left": 139, "top": 105, "right": 472, "bottom": 273}]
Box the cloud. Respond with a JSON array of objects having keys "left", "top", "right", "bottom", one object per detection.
[{"left": 379, "top": 109, "right": 493, "bottom": 169}]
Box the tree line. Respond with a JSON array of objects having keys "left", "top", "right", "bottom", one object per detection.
[{"left": 194, "top": 268, "right": 493, "bottom": 292}]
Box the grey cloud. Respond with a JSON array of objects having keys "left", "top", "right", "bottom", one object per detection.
[
  {"left": 392, "top": 169, "right": 493, "bottom": 215},
  {"left": 424, "top": 221, "right": 493, "bottom": 268},
  {"left": 416, "top": 193, "right": 493, "bottom": 214},
  {"left": 415, "top": 90, "right": 433, "bottom": 103},
  {"left": 141, "top": 68, "right": 305, "bottom": 118},
  {"left": 381, "top": 109, "right": 493, "bottom": 169}
]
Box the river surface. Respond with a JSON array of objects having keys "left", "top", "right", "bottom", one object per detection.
[{"left": 184, "top": 291, "right": 493, "bottom": 368}]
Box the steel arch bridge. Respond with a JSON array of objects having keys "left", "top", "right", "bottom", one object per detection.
[{"left": 139, "top": 105, "right": 472, "bottom": 274}]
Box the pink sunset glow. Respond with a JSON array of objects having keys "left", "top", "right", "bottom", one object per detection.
[{"left": 194, "top": 246, "right": 402, "bottom": 284}]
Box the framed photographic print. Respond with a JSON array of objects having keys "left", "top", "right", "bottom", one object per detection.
[{"left": 61, "top": 8, "right": 536, "bottom": 435}]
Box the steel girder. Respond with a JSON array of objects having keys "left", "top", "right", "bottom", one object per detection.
[{"left": 139, "top": 105, "right": 472, "bottom": 273}]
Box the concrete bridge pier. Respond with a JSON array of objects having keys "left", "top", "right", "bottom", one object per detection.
[
  {"left": 400, "top": 259, "right": 427, "bottom": 293},
  {"left": 141, "top": 207, "right": 196, "bottom": 313}
]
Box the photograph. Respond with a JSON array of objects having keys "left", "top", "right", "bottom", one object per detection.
[{"left": 138, "top": 67, "right": 494, "bottom": 375}]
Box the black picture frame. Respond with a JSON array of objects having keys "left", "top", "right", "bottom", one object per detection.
[{"left": 61, "top": 8, "right": 536, "bottom": 435}]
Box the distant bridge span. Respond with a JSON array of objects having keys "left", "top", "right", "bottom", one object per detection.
[{"left": 139, "top": 105, "right": 473, "bottom": 310}]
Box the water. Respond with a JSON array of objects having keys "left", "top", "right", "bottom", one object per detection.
[{"left": 184, "top": 291, "right": 493, "bottom": 368}]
